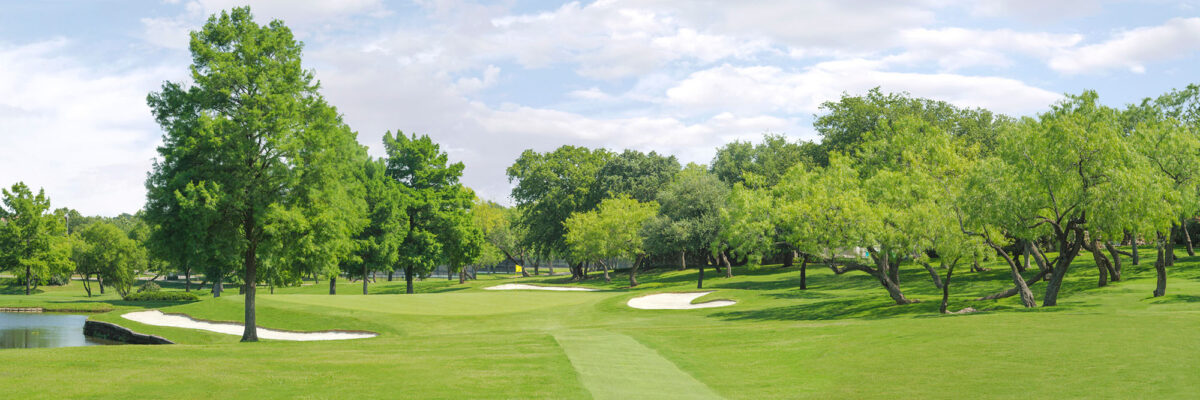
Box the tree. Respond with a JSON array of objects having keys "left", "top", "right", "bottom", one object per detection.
[
  {"left": 973, "top": 92, "right": 1157, "bottom": 306},
  {"left": 384, "top": 131, "right": 472, "bottom": 294},
  {"left": 813, "top": 88, "right": 1007, "bottom": 166},
  {"left": 720, "top": 184, "right": 786, "bottom": 280},
  {"left": 0, "top": 183, "right": 72, "bottom": 295},
  {"left": 507, "top": 146, "right": 612, "bottom": 279},
  {"left": 440, "top": 191, "right": 485, "bottom": 284},
  {"left": 145, "top": 7, "right": 362, "bottom": 341},
  {"left": 593, "top": 150, "right": 680, "bottom": 203},
  {"left": 712, "top": 134, "right": 813, "bottom": 189},
  {"left": 71, "top": 222, "right": 141, "bottom": 297},
  {"left": 348, "top": 158, "right": 409, "bottom": 295},
  {"left": 564, "top": 195, "right": 658, "bottom": 285},
  {"left": 652, "top": 165, "right": 728, "bottom": 288},
  {"left": 775, "top": 157, "right": 920, "bottom": 305}
]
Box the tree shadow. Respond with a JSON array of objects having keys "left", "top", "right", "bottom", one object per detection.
[
  {"left": 1146, "top": 294, "right": 1200, "bottom": 304},
  {"left": 710, "top": 297, "right": 937, "bottom": 321}
]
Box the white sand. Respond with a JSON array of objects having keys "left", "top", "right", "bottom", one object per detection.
[
  {"left": 484, "top": 283, "right": 599, "bottom": 292},
  {"left": 121, "top": 310, "right": 376, "bottom": 341},
  {"left": 627, "top": 291, "right": 736, "bottom": 310}
]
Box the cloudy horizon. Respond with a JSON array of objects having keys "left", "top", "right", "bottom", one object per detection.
[{"left": 3, "top": 0, "right": 1199, "bottom": 216}]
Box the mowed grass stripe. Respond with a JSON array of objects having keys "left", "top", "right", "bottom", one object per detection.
[{"left": 553, "top": 329, "right": 724, "bottom": 400}]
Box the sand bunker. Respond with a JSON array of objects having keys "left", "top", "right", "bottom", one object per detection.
[
  {"left": 627, "top": 291, "right": 735, "bottom": 310},
  {"left": 121, "top": 310, "right": 376, "bottom": 341},
  {"left": 484, "top": 283, "right": 599, "bottom": 292}
]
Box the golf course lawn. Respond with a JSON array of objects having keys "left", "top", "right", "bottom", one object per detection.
[{"left": 2, "top": 248, "right": 1199, "bottom": 399}]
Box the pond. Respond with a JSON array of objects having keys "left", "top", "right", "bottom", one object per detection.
[{"left": 0, "top": 312, "right": 117, "bottom": 349}]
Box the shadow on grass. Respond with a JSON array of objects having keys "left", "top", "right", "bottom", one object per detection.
[{"left": 1146, "top": 294, "right": 1200, "bottom": 304}]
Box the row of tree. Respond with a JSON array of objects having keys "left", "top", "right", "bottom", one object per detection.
[
  {"left": 0, "top": 185, "right": 155, "bottom": 297},
  {"left": 508, "top": 85, "right": 1200, "bottom": 315}
]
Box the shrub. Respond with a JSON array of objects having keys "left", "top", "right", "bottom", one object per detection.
[
  {"left": 138, "top": 281, "right": 162, "bottom": 293},
  {"left": 122, "top": 291, "right": 200, "bottom": 302}
]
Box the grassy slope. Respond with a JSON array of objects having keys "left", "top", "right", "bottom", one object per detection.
[{"left": 1, "top": 247, "right": 1198, "bottom": 399}]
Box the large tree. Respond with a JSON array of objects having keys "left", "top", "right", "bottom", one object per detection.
[
  {"left": 384, "top": 131, "right": 472, "bottom": 294},
  {"left": 348, "top": 158, "right": 409, "bottom": 295},
  {"left": 71, "top": 222, "right": 141, "bottom": 298},
  {"left": 970, "top": 92, "right": 1158, "bottom": 306},
  {"left": 507, "top": 145, "right": 612, "bottom": 279},
  {"left": 145, "top": 7, "right": 362, "bottom": 341},
  {"left": 564, "top": 195, "right": 658, "bottom": 285},
  {"left": 650, "top": 165, "right": 728, "bottom": 288},
  {"left": 0, "top": 183, "right": 72, "bottom": 295}
]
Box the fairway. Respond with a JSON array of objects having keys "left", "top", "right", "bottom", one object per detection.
[{"left": 3, "top": 251, "right": 1200, "bottom": 399}]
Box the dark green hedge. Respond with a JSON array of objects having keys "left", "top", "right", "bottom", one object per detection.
[{"left": 122, "top": 291, "right": 200, "bottom": 302}]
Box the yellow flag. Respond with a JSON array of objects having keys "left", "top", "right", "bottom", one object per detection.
[{"left": 515, "top": 265, "right": 523, "bottom": 273}]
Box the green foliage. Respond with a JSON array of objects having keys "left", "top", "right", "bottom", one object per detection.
[
  {"left": 592, "top": 149, "right": 680, "bottom": 202},
  {"left": 384, "top": 131, "right": 474, "bottom": 282},
  {"left": 145, "top": 6, "right": 368, "bottom": 337},
  {"left": 71, "top": 221, "right": 142, "bottom": 297},
  {"left": 122, "top": 291, "right": 201, "bottom": 302},
  {"left": 140, "top": 281, "right": 162, "bottom": 292},
  {"left": 0, "top": 182, "right": 73, "bottom": 294},
  {"left": 564, "top": 195, "right": 659, "bottom": 264},
  {"left": 710, "top": 134, "right": 814, "bottom": 188},
  {"left": 507, "top": 145, "right": 613, "bottom": 257},
  {"left": 647, "top": 165, "right": 728, "bottom": 260}
]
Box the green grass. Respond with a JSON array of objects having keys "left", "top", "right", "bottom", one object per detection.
[{"left": 2, "top": 246, "right": 1199, "bottom": 399}]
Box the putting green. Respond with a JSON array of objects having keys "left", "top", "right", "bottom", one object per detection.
[{"left": 553, "top": 329, "right": 724, "bottom": 400}]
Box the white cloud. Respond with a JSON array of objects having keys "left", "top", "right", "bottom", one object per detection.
[
  {"left": 665, "top": 62, "right": 1062, "bottom": 116},
  {"left": 969, "top": 0, "right": 1106, "bottom": 22},
  {"left": 0, "top": 39, "right": 177, "bottom": 216},
  {"left": 897, "top": 28, "right": 1083, "bottom": 71},
  {"left": 1049, "top": 17, "right": 1200, "bottom": 74},
  {"left": 190, "top": 0, "right": 389, "bottom": 24}
]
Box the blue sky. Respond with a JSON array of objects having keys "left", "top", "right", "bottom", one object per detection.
[{"left": 2, "top": 0, "right": 1200, "bottom": 216}]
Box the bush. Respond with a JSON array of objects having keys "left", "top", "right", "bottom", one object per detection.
[
  {"left": 138, "top": 281, "right": 162, "bottom": 293},
  {"left": 122, "top": 291, "right": 200, "bottom": 302}
]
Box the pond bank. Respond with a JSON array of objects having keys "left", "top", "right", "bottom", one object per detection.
[{"left": 83, "top": 320, "right": 174, "bottom": 345}]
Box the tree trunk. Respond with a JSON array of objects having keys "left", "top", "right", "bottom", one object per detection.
[
  {"left": 364, "top": 265, "right": 370, "bottom": 294},
  {"left": 1030, "top": 242, "right": 1049, "bottom": 273},
  {"left": 1182, "top": 217, "right": 1195, "bottom": 257},
  {"left": 1102, "top": 241, "right": 1122, "bottom": 282},
  {"left": 25, "top": 265, "right": 31, "bottom": 295},
  {"left": 459, "top": 267, "right": 466, "bottom": 284},
  {"left": 799, "top": 255, "right": 807, "bottom": 290},
  {"left": 680, "top": 251, "right": 687, "bottom": 270},
  {"left": 629, "top": 256, "right": 641, "bottom": 287},
  {"left": 405, "top": 266, "right": 415, "bottom": 294},
  {"left": 884, "top": 251, "right": 899, "bottom": 285},
  {"left": 922, "top": 261, "right": 944, "bottom": 289},
  {"left": 241, "top": 224, "right": 259, "bottom": 342},
  {"left": 99, "top": 275, "right": 105, "bottom": 294},
  {"left": 329, "top": 276, "right": 337, "bottom": 295},
  {"left": 599, "top": 260, "right": 611, "bottom": 283},
  {"left": 387, "top": 270, "right": 393, "bottom": 281},
  {"left": 1087, "top": 240, "right": 1110, "bottom": 287},
  {"left": 1131, "top": 231, "right": 1140, "bottom": 265},
  {"left": 185, "top": 268, "right": 191, "bottom": 292},
  {"left": 940, "top": 263, "right": 956, "bottom": 314},
  {"left": 722, "top": 252, "right": 733, "bottom": 278},
  {"left": 1154, "top": 233, "right": 1168, "bottom": 297},
  {"left": 782, "top": 249, "right": 795, "bottom": 267},
  {"left": 991, "top": 243, "right": 1036, "bottom": 308},
  {"left": 1042, "top": 231, "right": 1082, "bottom": 307},
  {"left": 213, "top": 278, "right": 221, "bottom": 298},
  {"left": 82, "top": 274, "right": 92, "bottom": 297},
  {"left": 870, "top": 251, "right": 913, "bottom": 305},
  {"left": 1022, "top": 240, "right": 1031, "bottom": 272},
  {"left": 697, "top": 260, "right": 705, "bottom": 289}
]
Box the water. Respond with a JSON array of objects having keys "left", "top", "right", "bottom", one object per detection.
[{"left": 0, "top": 312, "right": 117, "bottom": 349}]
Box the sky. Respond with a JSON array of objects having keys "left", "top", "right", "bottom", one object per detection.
[{"left": 3, "top": 0, "right": 1200, "bottom": 216}]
